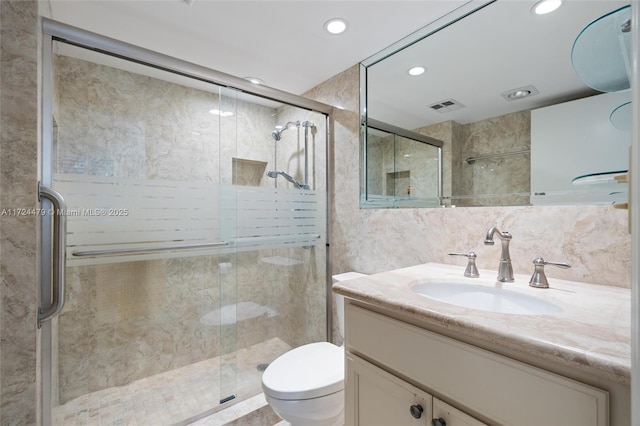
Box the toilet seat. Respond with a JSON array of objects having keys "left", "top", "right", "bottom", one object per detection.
[{"left": 262, "top": 342, "right": 344, "bottom": 400}]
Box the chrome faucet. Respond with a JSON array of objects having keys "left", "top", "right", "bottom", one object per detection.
[{"left": 484, "top": 227, "right": 514, "bottom": 282}]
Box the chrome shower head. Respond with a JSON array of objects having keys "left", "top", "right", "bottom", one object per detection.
[{"left": 271, "top": 121, "right": 300, "bottom": 141}]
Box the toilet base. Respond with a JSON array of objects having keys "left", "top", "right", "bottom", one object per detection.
[{"left": 265, "top": 390, "right": 344, "bottom": 426}]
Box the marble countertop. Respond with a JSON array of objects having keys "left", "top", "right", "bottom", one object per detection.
[{"left": 333, "top": 263, "right": 631, "bottom": 384}]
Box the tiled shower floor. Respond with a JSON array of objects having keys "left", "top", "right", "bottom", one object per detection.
[{"left": 52, "top": 338, "right": 291, "bottom": 426}]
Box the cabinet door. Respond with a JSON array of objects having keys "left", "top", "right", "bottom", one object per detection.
[
  {"left": 346, "top": 354, "right": 432, "bottom": 426},
  {"left": 433, "top": 398, "right": 487, "bottom": 426}
]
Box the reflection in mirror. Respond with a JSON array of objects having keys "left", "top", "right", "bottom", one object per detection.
[
  {"left": 364, "top": 120, "right": 442, "bottom": 208},
  {"left": 360, "top": 0, "right": 631, "bottom": 208}
]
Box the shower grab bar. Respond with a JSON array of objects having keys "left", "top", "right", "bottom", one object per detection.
[
  {"left": 233, "top": 234, "right": 321, "bottom": 246},
  {"left": 71, "top": 241, "right": 230, "bottom": 258},
  {"left": 465, "top": 149, "right": 530, "bottom": 164},
  {"left": 38, "top": 183, "right": 67, "bottom": 328}
]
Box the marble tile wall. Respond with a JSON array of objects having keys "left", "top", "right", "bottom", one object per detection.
[
  {"left": 58, "top": 250, "right": 326, "bottom": 403},
  {"left": 304, "top": 65, "right": 631, "bottom": 302},
  {"left": 365, "top": 133, "right": 385, "bottom": 196},
  {"left": 53, "top": 53, "right": 326, "bottom": 404},
  {"left": 414, "top": 121, "right": 458, "bottom": 203},
  {"left": 456, "top": 111, "right": 531, "bottom": 206},
  {"left": 416, "top": 111, "right": 530, "bottom": 207},
  {"left": 0, "top": 1, "right": 40, "bottom": 424}
]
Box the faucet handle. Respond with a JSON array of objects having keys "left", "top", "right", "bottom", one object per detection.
[
  {"left": 529, "top": 257, "right": 571, "bottom": 288},
  {"left": 448, "top": 251, "right": 480, "bottom": 278}
]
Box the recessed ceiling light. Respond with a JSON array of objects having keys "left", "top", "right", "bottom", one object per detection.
[
  {"left": 532, "top": 0, "right": 562, "bottom": 15},
  {"left": 209, "top": 109, "right": 234, "bottom": 117},
  {"left": 501, "top": 85, "right": 539, "bottom": 101},
  {"left": 244, "top": 77, "right": 264, "bottom": 85},
  {"left": 324, "top": 18, "right": 347, "bottom": 35},
  {"left": 408, "top": 66, "right": 425, "bottom": 76},
  {"left": 508, "top": 90, "right": 531, "bottom": 99}
]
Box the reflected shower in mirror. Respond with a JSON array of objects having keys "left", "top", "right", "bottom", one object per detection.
[
  {"left": 364, "top": 119, "right": 442, "bottom": 208},
  {"left": 360, "top": 0, "right": 631, "bottom": 208}
]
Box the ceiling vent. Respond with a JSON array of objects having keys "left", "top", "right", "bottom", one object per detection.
[{"left": 429, "top": 99, "right": 465, "bottom": 113}]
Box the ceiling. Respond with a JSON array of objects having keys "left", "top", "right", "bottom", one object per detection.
[{"left": 45, "top": 0, "right": 468, "bottom": 97}]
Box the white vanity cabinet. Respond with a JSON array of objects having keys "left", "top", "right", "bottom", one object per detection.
[
  {"left": 344, "top": 301, "right": 609, "bottom": 426},
  {"left": 347, "top": 353, "right": 486, "bottom": 426}
]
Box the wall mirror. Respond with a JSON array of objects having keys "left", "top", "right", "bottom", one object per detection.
[{"left": 360, "top": 0, "right": 631, "bottom": 208}]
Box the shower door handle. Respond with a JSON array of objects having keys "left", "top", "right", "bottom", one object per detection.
[{"left": 38, "top": 182, "right": 67, "bottom": 327}]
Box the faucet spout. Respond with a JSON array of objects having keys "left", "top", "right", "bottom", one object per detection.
[{"left": 484, "top": 227, "right": 514, "bottom": 282}]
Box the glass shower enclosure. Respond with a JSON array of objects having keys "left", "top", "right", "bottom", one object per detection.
[{"left": 39, "top": 21, "right": 329, "bottom": 425}]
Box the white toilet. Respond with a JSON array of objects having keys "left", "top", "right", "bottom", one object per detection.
[{"left": 261, "top": 272, "right": 366, "bottom": 426}]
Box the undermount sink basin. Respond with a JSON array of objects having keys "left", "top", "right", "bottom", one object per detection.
[{"left": 411, "top": 281, "right": 563, "bottom": 315}]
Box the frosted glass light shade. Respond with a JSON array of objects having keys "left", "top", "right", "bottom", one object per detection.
[
  {"left": 610, "top": 101, "right": 632, "bottom": 131},
  {"left": 571, "top": 5, "right": 631, "bottom": 92}
]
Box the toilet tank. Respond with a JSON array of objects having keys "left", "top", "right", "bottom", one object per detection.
[{"left": 332, "top": 272, "right": 367, "bottom": 340}]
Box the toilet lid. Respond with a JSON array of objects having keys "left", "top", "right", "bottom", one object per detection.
[{"left": 262, "top": 342, "right": 344, "bottom": 400}]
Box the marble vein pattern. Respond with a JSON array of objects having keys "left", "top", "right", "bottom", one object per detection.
[
  {"left": 333, "top": 263, "right": 631, "bottom": 384},
  {"left": 415, "top": 110, "right": 531, "bottom": 207},
  {"left": 58, "top": 248, "right": 326, "bottom": 404},
  {"left": 0, "top": 1, "right": 40, "bottom": 424},
  {"left": 53, "top": 338, "right": 291, "bottom": 425}
]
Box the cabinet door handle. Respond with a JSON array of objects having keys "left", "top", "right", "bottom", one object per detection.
[
  {"left": 409, "top": 404, "right": 424, "bottom": 419},
  {"left": 432, "top": 418, "right": 447, "bottom": 426}
]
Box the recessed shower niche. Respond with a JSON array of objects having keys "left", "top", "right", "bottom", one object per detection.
[
  {"left": 386, "top": 170, "right": 410, "bottom": 198},
  {"left": 232, "top": 157, "right": 268, "bottom": 186}
]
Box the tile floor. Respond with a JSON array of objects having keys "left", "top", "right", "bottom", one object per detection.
[
  {"left": 52, "top": 338, "right": 291, "bottom": 426},
  {"left": 186, "top": 393, "right": 285, "bottom": 425}
]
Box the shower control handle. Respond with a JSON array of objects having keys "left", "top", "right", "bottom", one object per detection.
[{"left": 448, "top": 251, "right": 479, "bottom": 278}]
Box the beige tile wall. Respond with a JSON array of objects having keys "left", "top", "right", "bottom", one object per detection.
[
  {"left": 0, "top": 1, "right": 40, "bottom": 424},
  {"left": 416, "top": 111, "right": 531, "bottom": 206}
]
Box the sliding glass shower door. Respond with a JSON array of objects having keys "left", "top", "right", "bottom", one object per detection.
[
  {"left": 40, "top": 29, "right": 328, "bottom": 425},
  {"left": 44, "top": 40, "right": 241, "bottom": 424}
]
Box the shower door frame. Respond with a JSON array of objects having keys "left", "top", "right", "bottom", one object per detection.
[{"left": 39, "top": 18, "right": 335, "bottom": 425}]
